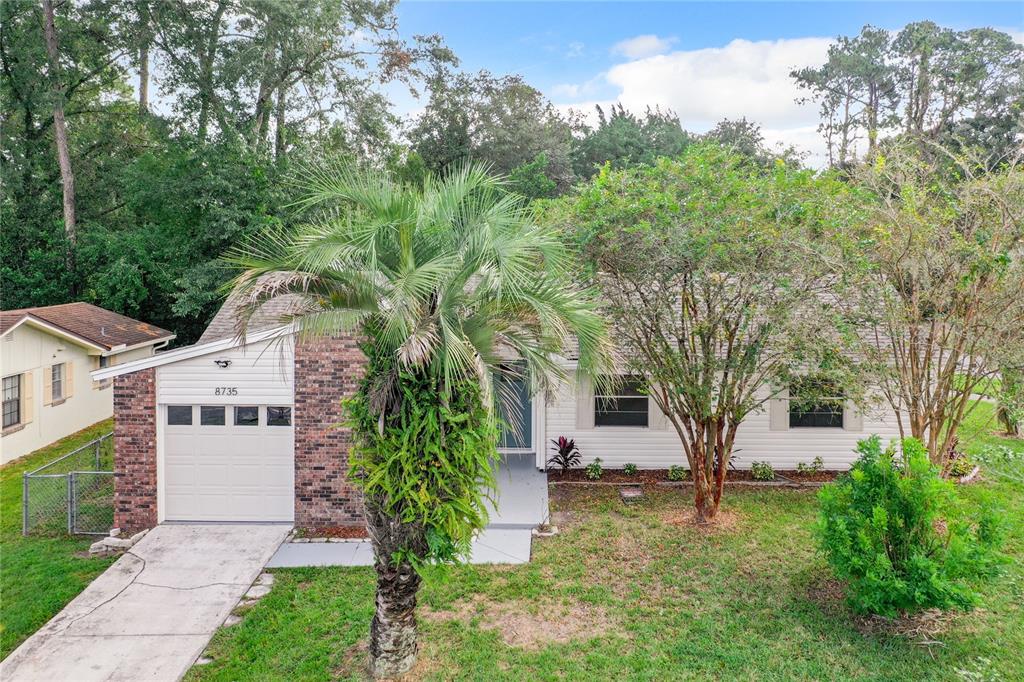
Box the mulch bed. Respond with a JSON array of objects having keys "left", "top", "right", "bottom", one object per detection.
[
  {"left": 293, "top": 525, "right": 369, "bottom": 539},
  {"left": 547, "top": 468, "right": 839, "bottom": 484}
]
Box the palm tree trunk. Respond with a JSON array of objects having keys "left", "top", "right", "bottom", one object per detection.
[{"left": 365, "top": 499, "right": 427, "bottom": 678}]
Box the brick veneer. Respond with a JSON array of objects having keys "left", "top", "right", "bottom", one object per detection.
[
  {"left": 293, "top": 336, "right": 367, "bottom": 527},
  {"left": 113, "top": 369, "right": 158, "bottom": 532}
]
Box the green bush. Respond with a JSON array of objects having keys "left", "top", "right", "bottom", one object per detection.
[
  {"left": 623, "top": 463, "right": 638, "bottom": 475},
  {"left": 751, "top": 461, "right": 775, "bottom": 481},
  {"left": 585, "top": 458, "right": 603, "bottom": 480},
  {"left": 667, "top": 465, "right": 688, "bottom": 481},
  {"left": 817, "top": 436, "right": 1005, "bottom": 616}
]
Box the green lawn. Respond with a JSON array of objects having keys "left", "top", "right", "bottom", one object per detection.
[
  {"left": 0, "top": 419, "right": 117, "bottom": 659},
  {"left": 189, "top": 402, "right": 1024, "bottom": 682}
]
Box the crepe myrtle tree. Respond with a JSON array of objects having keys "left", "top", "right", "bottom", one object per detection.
[
  {"left": 225, "top": 164, "right": 611, "bottom": 678},
  {"left": 549, "top": 145, "right": 860, "bottom": 522},
  {"left": 840, "top": 145, "right": 1024, "bottom": 468}
]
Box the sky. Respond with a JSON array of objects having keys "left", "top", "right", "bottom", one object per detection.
[{"left": 394, "top": 1, "right": 1024, "bottom": 167}]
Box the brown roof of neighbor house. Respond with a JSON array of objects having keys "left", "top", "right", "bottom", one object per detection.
[{"left": 0, "top": 302, "right": 174, "bottom": 350}]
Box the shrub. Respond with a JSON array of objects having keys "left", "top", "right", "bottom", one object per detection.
[
  {"left": 948, "top": 454, "right": 974, "bottom": 478},
  {"left": 817, "top": 436, "right": 1005, "bottom": 616},
  {"left": 751, "top": 461, "right": 775, "bottom": 481},
  {"left": 623, "top": 463, "right": 638, "bottom": 475},
  {"left": 667, "top": 465, "right": 688, "bottom": 481},
  {"left": 547, "top": 436, "right": 581, "bottom": 472},
  {"left": 585, "top": 458, "right": 603, "bottom": 480},
  {"left": 797, "top": 456, "right": 824, "bottom": 474}
]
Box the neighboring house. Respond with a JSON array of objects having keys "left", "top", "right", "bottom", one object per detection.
[
  {"left": 94, "top": 295, "right": 902, "bottom": 531},
  {"left": 0, "top": 303, "right": 174, "bottom": 464}
]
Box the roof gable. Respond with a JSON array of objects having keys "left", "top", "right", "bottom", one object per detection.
[{"left": 0, "top": 303, "right": 174, "bottom": 351}]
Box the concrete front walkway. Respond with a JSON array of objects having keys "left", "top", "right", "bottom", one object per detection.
[
  {"left": 1, "top": 524, "right": 290, "bottom": 682},
  {"left": 268, "top": 453, "right": 548, "bottom": 568}
]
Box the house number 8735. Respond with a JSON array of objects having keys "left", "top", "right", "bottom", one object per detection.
[{"left": 214, "top": 387, "right": 238, "bottom": 396}]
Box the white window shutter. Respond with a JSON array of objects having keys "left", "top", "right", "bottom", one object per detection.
[
  {"left": 768, "top": 386, "right": 789, "bottom": 432},
  {"left": 576, "top": 375, "right": 594, "bottom": 429},
  {"left": 65, "top": 361, "right": 74, "bottom": 398},
  {"left": 648, "top": 384, "right": 671, "bottom": 430},
  {"left": 21, "top": 371, "right": 33, "bottom": 424},
  {"left": 843, "top": 400, "right": 863, "bottom": 432},
  {"left": 43, "top": 367, "right": 53, "bottom": 406}
]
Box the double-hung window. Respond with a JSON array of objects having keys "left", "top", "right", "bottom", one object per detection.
[
  {"left": 595, "top": 376, "right": 649, "bottom": 427},
  {"left": 2, "top": 375, "right": 20, "bottom": 428},
  {"left": 51, "top": 364, "right": 65, "bottom": 401},
  {"left": 789, "top": 378, "right": 844, "bottom": 428}
]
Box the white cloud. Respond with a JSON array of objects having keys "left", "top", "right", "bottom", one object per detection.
[
  {"left": 566, "top": 41, "right": 585, "bottom": 58},
  {"left": 611, "top": 34, "right": 678, "bottom": 59},
  {"left": 556, "top": 37, "right": 835, "bottom": 167}
]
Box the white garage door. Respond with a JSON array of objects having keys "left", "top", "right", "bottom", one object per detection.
[{"left": 162, "top": 404, "right": 294, "bottom": 522}]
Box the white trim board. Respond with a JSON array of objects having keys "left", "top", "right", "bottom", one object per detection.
[{"left": 91, "top": 325, "right": 293, "bottom": 381}]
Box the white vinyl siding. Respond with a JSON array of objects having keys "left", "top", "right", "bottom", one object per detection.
[
  {"left": 548, "top": 366, "right": 901, "bottom": 471},
  {"left": 156, "top": 337, "right": 294, "bottom": 405}
]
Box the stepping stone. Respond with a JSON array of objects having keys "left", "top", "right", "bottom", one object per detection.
[
  {"left": 244, "top": 584, "right": 271, "bottom": 600},
  {"left": 224, "top": 614, "right": 242, "bottom": 627},
  {"left": 620, "top": 487, "right": 644, "bottom": 504},
  {"left": 255, "top": 572, "right": 275, "bottom": 587}
]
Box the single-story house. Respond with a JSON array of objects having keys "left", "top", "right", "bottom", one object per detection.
[
  {"left": 1, "top": 303, "right": 175, "bottom": 464},
  {"left": 93, "top": 296, "right": 901, "bottom": 532}
]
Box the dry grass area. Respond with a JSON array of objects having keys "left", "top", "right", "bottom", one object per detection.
[{"left": 423, "top": 596, "right": 617, "bottom": 650}]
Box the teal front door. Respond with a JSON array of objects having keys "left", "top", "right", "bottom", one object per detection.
[{"left": 497, "top": 373, "right": 533, "bottom": 450}]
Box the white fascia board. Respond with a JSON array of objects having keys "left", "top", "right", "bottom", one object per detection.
[
  {"left": 91, "top": 325, "right": 294, "bottom": 381},
  {"left": 97, "top": 336, "right": 177, "bottom": 357},
  {"left": 2, "top": 316, "right": 107, "bottom": 351}
]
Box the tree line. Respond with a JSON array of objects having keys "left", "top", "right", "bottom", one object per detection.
[{"left": 1, "top": 7, "right": 1020, "bottom": 348}]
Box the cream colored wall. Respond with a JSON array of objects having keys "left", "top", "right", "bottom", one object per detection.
[{"left": 0, "top": 325, "right": 157, "bottom": 464}]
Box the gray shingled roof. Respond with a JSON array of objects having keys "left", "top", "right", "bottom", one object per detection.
[{"left": 198, "top": 292, "right": 306, "bottom": 344}]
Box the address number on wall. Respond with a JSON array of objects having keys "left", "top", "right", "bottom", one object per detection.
[{"left": 214, "top": 387, "right": 239, "bottom": 396}]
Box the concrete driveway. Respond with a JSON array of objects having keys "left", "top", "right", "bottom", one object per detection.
[{"left": 1, "top": 524, "right": 290, "bottom": 682}]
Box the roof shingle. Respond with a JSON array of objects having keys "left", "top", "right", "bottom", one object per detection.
[{"left": 0, "top": 303, "right": 174, "bottom": 350}]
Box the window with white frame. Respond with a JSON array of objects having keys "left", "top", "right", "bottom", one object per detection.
[
  {"left": 789, "top": 378, "right": 844, "bottom": 428},
  {"left": 2, "top": 375, "right": 20, "bottom": 428},
  {"left": 595, "top": 376, "right": 649, "bottom": 427},
  {"left": 51, "top": 363, "right": 65, "bottom": 401}
]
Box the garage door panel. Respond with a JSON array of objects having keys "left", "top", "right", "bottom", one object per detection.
[{"left": 163, "top": 404, "right": 294, "bottom": 522}]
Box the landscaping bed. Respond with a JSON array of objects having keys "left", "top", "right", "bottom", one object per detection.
[
  {"left": 292, "top": 525, "right": 369, "bottom": 540},
  {"left": 547, "top": 467, "right": 838, "bottom": 484}
]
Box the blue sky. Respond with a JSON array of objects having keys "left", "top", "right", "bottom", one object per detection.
[{"left": 394, "top": 2, "right": 1024, "bottom": 165}]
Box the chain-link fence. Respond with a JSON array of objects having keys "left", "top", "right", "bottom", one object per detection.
[{"left": 23, "top": 433, "right": 114, "bottom": 536}]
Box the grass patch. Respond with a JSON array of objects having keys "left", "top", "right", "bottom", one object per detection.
[
  {"left": 0, "top": 419, "right": 117, "bottom": 659},
  {"left": 189, "top": 428, "right": 1024, "bottom": 680}
]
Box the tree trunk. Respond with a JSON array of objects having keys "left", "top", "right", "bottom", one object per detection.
[
  {"left": 41, "top": 0, "right": 76, "bottom": 253},
  {"left": 364, "top": 499, "right": 427, "bottom": 679},
  {"left": 997, "top": 369, "right": 1023, "bottom": 437},
  {"left": 137, "top": 1, "right": 150, "bottom": 113},
  {"left": 139, "top": 42, "right": 149, "bottom": 112},
  {"left": 197, "top": 0, "right": 227, "bottom": 143},
  {"left": 274, "top": 81, "right": 286, "bottom": 162}
]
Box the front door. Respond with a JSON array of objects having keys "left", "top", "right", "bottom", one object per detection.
[{"left": 497, "top": 373, "right": 533, "bottom": 451}]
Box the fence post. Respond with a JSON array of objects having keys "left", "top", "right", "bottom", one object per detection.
[
  {"left": 95, "top": 441, "right": 101, "bottom": 470},
  {"left": 22, "top": 473, "right": 29, "bottom": 536},
  {"left": 67, "top": 474, "right": 74, "bottom": 534}
]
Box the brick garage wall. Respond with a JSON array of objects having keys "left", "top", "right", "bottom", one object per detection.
[
  {"left": 113, "top": 369, "right": 158, "bottom": 531},
  {"left": 294, "top": 336, "right": 366, "bottom": 527}
]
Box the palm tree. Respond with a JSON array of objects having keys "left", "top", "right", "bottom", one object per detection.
[{"left": 226, "top": 164, "right": 611, "bottom": 678}]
